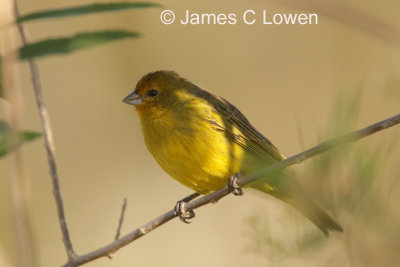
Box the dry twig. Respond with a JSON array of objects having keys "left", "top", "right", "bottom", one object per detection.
[
  {"left": 114, "top": 198, "right": 127, "bottom": 241},
  {"left": 12, "top": 0, "right": 77, "bottom": 261}
]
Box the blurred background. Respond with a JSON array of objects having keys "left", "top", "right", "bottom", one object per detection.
[{"left": 1, "top": 0, "right": 400, "bottom": 266}]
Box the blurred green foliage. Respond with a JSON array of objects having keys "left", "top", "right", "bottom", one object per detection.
[
  {"left": 243, "top": 91, "right": 400, "bottom": 266},
  {"left": 0, "top": 58, "right": 3, "bottom": 98},
  {"left": 16, "top": 2, "right": 160, "bottom": 23},
  {"left": 1, "top": 1, "right": 159, "bottom": 155},
  {"left": 15, "top": 2, "right": 159, "bottom": 60},
  {"left": 0, "top": 121, "right": 42, "bottom": 158},
  {"left": 19, "top": 31, "right": 140, "bottom": 60}
]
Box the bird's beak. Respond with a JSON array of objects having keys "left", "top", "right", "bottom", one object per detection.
[{"left": 123, "top": 91, "right": 142, "bottom": 105}]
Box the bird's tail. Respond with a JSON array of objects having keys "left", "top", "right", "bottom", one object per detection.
[
  {"left": 254, "top": 183, "right": 343, "bottom": 236},
  {"left": 288, "top": 193, "right": 343, "bottom": 236}
]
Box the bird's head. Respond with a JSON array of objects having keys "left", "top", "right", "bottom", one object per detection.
[{"left": 123, "top": 70, "right": 194, "bottom": 118}]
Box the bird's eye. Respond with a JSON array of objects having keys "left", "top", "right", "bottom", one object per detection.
[{"left": 148, "top": 89, "right": 158, "bottom": 97}]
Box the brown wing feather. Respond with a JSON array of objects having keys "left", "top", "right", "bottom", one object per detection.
[{"left": 215, "top": 96, "right": 285, "bottom": 163}]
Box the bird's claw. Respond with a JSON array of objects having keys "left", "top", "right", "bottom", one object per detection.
[
  {"left": 228, "top": 173, "right": 244, "bottom": 196},
  {"left": 174, "top": 200, "right": 195, "bottom": 223}
]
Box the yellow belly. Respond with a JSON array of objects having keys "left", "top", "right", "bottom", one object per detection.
[{"left": 141, "top": 111, "right": 244, "bottom": 194}]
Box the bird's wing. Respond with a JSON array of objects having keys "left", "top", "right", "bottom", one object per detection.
[
  {"left": 225, "top": 98, "right": 285, "bottom": 162},
  {"left": 199, "top": 92, "right": 285, "bottom": 163}
]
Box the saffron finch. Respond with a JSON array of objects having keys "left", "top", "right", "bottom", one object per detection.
[{"left": 123, "top": 71, "right": 342, "bottom": 236}]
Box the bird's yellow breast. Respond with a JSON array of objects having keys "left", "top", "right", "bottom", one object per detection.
[{"left": 139, "top": 95, "right": 244, "bottom": 194}]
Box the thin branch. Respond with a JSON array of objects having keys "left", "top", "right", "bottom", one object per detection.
[
  {"left": 240, "top": 113, "right": 400, "bottom": 186},
  {"left": 63, "top": 113, "right": 400, "bottom": 267},
  {"left": 114, "top": 198, "right": 127, "bottom": 241},
  {"left": 108, "top": 198, "right": 128, "bottom": 259},
  {"left": 63, "top": 210, "right": 177, "bottom": 267},
  {"left": 12, "top": 0, "right": 76, "bottom": 260}
]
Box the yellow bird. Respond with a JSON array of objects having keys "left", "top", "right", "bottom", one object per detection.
[{"left": 123, "top": 70, "right": 342, "bottom": 236}]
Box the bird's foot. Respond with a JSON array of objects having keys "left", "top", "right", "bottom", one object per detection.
[
  {"left": 174, "top": 193, "right": 199, "bottom": 223},
  {"left": 228, "top": 173, "right": 244, "bottom": 196}
]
